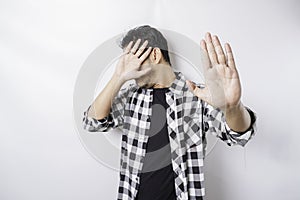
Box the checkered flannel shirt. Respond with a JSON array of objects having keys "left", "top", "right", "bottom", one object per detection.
[{"left": 82, "top": 71, "right": 257, "bottom": 200}]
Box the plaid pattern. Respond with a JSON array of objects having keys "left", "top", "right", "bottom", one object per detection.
[{"left": 82, "top": 71, "right": 257, "bottom": 200}]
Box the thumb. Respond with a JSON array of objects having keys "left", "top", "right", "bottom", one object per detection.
[
  {"left": 186, "top": 80, "right": 210, "bottom": 102},
  {"left": 136, "top": 67, "right": 151, "bottom": 77},
  {"left": 186, "top": 80, "right": 196, "bottom": 91}
]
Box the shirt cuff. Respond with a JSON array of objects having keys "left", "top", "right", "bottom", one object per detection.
[{"left": 228, "top": 106, "right": 256, "bottom": 135}]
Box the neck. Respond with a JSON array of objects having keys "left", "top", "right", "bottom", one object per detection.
[{"left": 150, "top": 63, "right": 176, "bottom": 88}]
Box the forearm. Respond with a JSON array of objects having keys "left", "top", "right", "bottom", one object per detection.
[
  {"left": 87, "top": 73, "right": 124, "bottom": 120},
  {"left": 224, "top": 102, "right": 251, "bottom": 133}
]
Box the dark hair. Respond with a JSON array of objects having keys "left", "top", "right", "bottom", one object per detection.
[{"left": 119, "top": 25, "right": 171, "bottom": 66}]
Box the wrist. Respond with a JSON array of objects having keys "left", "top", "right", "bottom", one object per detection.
[
  {"left": 110, "top": 74, "right": 126, "bottom": 91},
  {"left": 224, "top": 101, "right": 243, "bottom": 115},
  {"left": 111, "top": 73, "right": 125, "bottom": 88}
]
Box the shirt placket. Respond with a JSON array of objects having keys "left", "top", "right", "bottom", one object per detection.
[{"left": 166, "top": 91, "right": 189, "bottom": 200}]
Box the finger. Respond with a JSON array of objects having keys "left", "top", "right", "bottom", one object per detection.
[
  {"left": 124, "top": 41, "right": 133, "bottom": 54},
  {"left": 205, "top": 32, "right": 219, "bottom": 65},
  {"left": 186, "top": 80, "right": 210, "bottom": 103},
  {"left": 130, "top": 38, "right": 142, "bottom": 54},
  {"left": 136, "top": 67, "right": 151, "bottom": 77},
  {"left": 138, "top": 46, "right": 152, "bottom": 62},
  {"left": 135, "top": 40, "right": 149, "bottom": 57},
  {"left": 212, "top": 35, "right": 226, "bottom": 64},
  {"left": 225, "top": 43, "right": 236, "bottom": 69},
  {"left": 200, "top": 39, "right": 211, "bottom": 70},
  {"left": 200, "top": 39, "right": 207, "bottom": 51}
]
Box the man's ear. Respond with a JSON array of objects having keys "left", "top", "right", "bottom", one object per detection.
[{"left": 150, "top": 47, "right": 163, "bottom": 64}]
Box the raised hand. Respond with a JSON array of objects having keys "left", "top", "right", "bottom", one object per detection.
[
  {"left": 114, "top": 39, "right": 153, "bottom": 84},
  {"left": 186, "top": 32, "right": 242, "bottom": 111}
]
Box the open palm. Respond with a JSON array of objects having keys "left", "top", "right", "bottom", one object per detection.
[
  {"left": 186, "top": 32, "right": 242, "bottom": 111},
  {"left": 114, "top": 39, "right": 152, "bottom": 83}
]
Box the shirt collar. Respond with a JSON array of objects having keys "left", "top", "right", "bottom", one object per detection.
[
  {"left": 168, "top": 71, "right": 188, "bottom": 95},
  {"left": 135, "top": 71, "right": 188, "bottom": 96}
]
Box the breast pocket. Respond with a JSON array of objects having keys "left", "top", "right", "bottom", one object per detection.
[{"left": 183, "top": 115, "right": 203, "bottom": 149}]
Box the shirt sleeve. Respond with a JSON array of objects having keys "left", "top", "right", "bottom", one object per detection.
[
  {"left": 82, "top": 84, "right": 134, "bottom": 132},
  {"left": 201, "top": 100, "right": 257, "bottom": 147}
]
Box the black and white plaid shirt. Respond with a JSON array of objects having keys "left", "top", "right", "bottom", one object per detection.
[{"left": 82, "top": 71, "right": 257, "bottom": 200}]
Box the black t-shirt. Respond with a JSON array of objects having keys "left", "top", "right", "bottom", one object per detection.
[{"left": 135, "top": 87, "right": 177, "bottom": 200}]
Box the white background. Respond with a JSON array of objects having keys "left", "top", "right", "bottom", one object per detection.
[{"left": 1, "top": 0, "right": 300, "bottom": 199}]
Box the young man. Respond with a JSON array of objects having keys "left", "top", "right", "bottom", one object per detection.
[{"left": 82, "top": 25, "right": 256, "bottom": 200}]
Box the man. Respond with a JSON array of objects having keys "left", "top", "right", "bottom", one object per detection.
[{"left": 82, "top": 25, "right": 256, "bottom": 200}]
